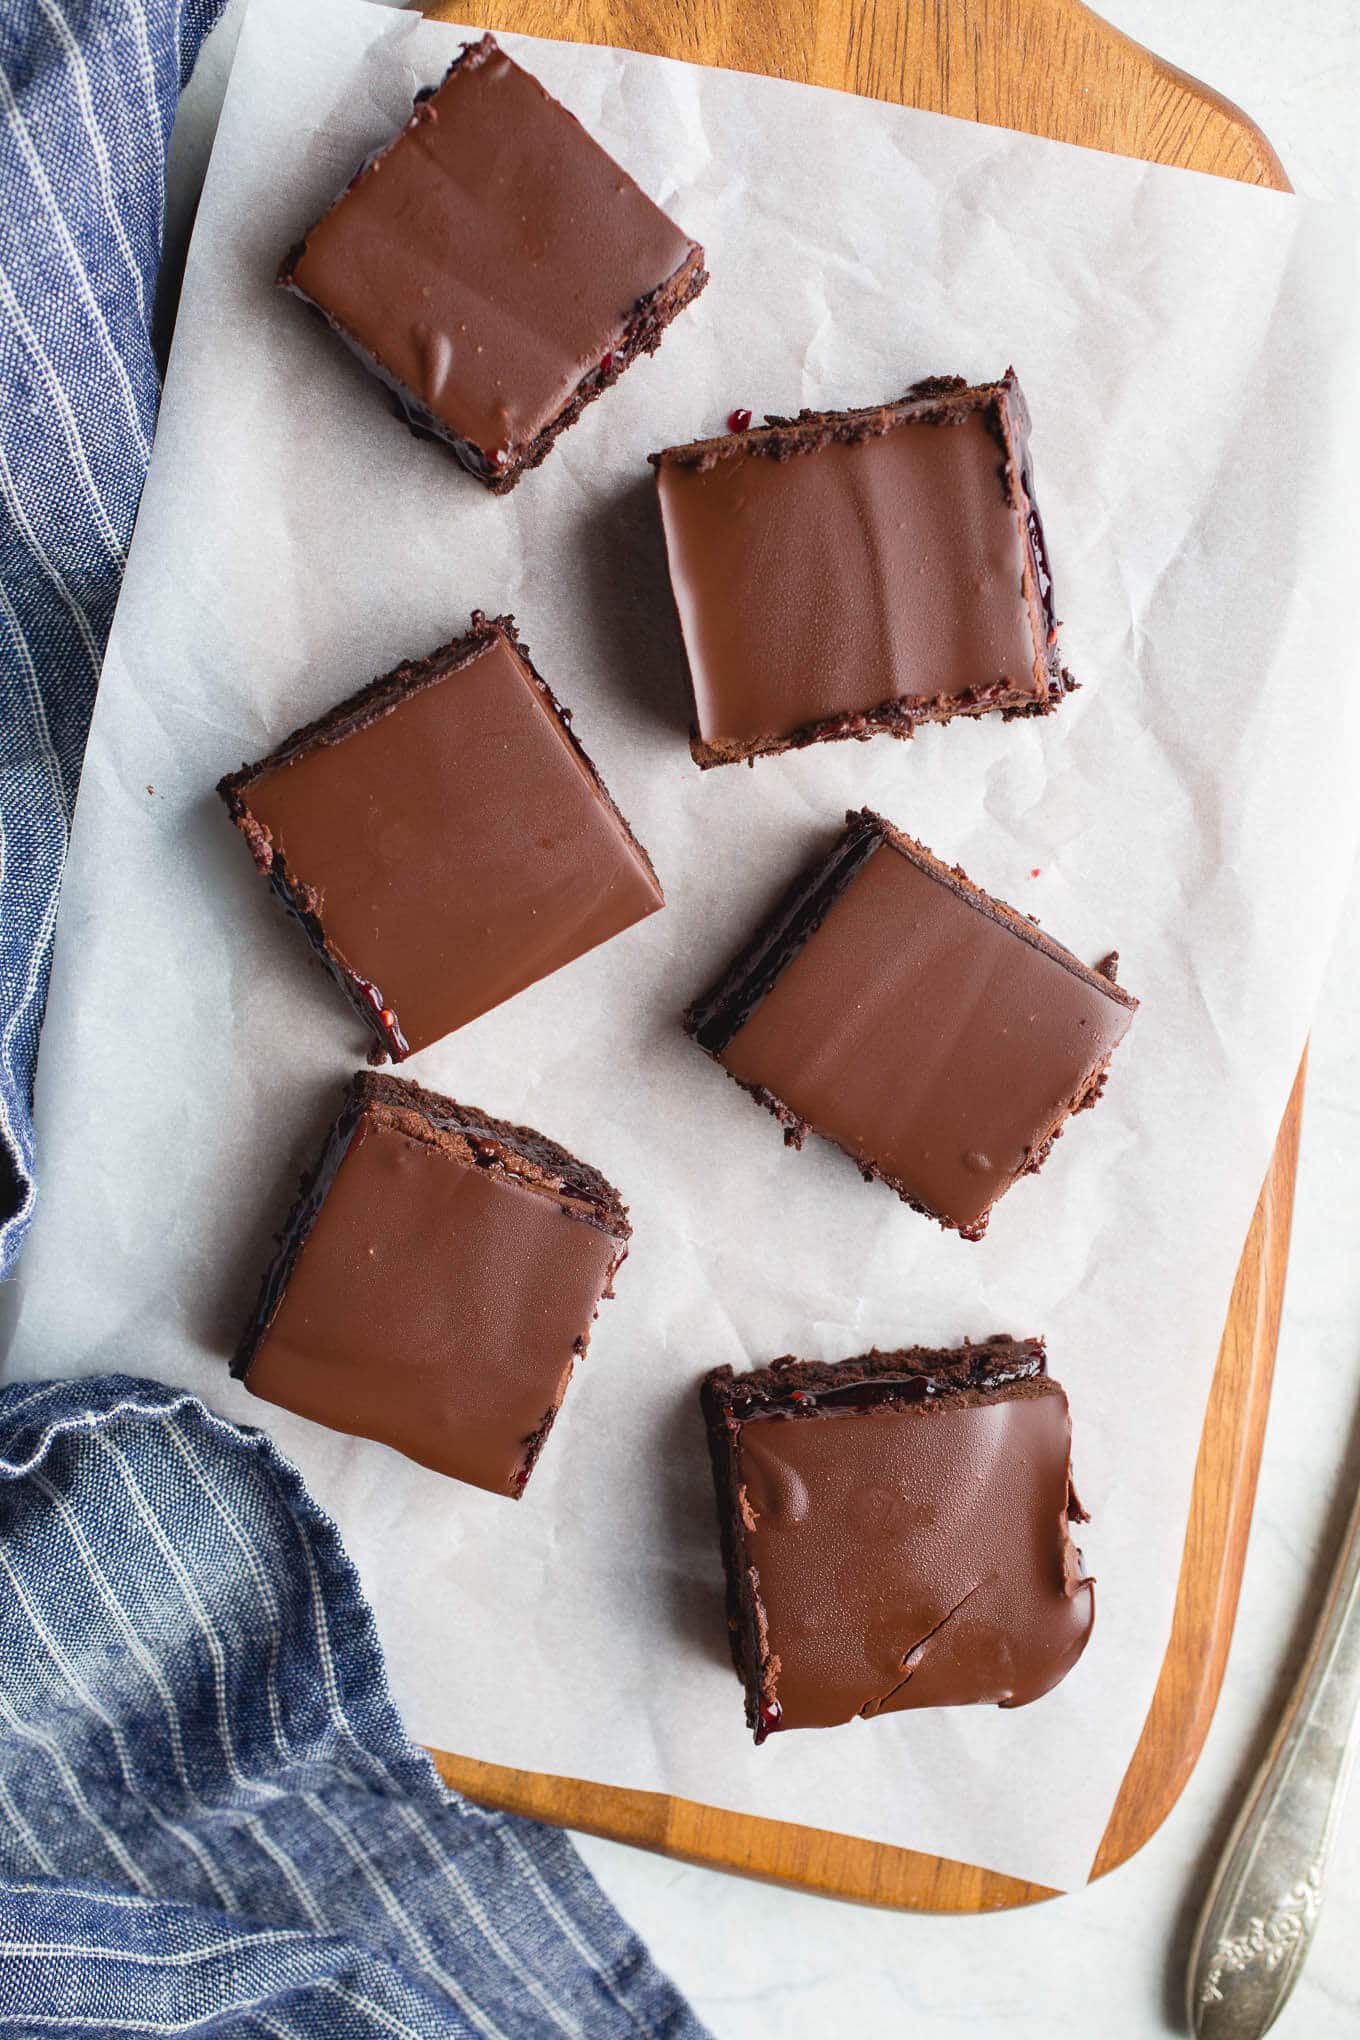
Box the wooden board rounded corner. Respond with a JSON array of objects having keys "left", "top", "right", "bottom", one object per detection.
[{"left": 421, "top": 0, "right": 1297, "bottom": 1910}]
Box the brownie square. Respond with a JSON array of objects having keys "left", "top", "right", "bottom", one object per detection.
[
  {"left": 650, "top": 372, "right": 1070, "bottom": 766},
  {"left": 701, "top": 1339, "right": 1094, "bottom": 1738},
  {"left": 280, "top": 33, "right": 707, "bottom": 491},
  {"left": 218, "top": 613, "right": 664, "bottom": 1061},
  {"left": 686, "top": 808, "right": 1136, "bottom": 1237},
  {"left": 235, "top": 1072, "right": 630, "bottom": 1495}
]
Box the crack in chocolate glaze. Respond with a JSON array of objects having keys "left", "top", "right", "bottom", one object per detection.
[{"left": 858, "top": 1578, "right": 991, "bottom": 1718}]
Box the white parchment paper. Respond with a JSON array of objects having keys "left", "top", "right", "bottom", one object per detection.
[{"left": 6, "top": 0, "right": 1360, "bottom": 1892}]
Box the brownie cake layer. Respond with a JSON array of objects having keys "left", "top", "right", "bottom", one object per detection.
[{"left": 701, "top": 1339, "right": 1093, "bottom": 1738}]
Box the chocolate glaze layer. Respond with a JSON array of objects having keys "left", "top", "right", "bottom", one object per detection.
[
  {"left": 701, "top": 1340, "right": 1093, "bottom": 1736},
  {"left": 685, "top": 809, "right": 1136, "bottom": 1235},
  {"left": 651, "top": 373, "right": 1070, "bottom": 766},
  {"left": 238, "top": 1071, "right": 629, "bottom": 1497},
  {"left": 218, "top": 614, "right": 664, "bottom": 1060},
  {"left": 280, "top": 34, "right": 707, "bottom": 490}
]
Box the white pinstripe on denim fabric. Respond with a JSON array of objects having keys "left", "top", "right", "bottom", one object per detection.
[
  {"left": 392, "top": 1802, "right": 589, "bottom": 2040},
  {"left": 0, "top": 65, "right": 153, "bottom": 457},
  {"left": 91, "top": 1429, "right": 290, "bottom": 1803},
  {"left": 0, "top": 1688, "right": 156, "bottom": 1894},
  {"left": 502, "top": 1824, "right": 668, "bottom": 2040},
  {"left": 0, "top": 1540, "right": 241, "bottom": 1909},
  {"left": 161, "top": 1411, "right": 299, "bottom": 1765},
  {"left": 300, "top": 1793, "right": 510, "bottom": 2040},
  {"left": 0, "top": 439, "right": 104, "bottom": 675},
  {"left": 23, "top": 1467, "right": 331, "bottom": 1922},
  {"left": 0, "top": 260, "right": 127, "bottom": 558},
  {"left": 33, "top": 0, "right": 150, "bottom": 323},
  {"left": 0, "top": 1771, "right": 59, "bottom": 1876}
]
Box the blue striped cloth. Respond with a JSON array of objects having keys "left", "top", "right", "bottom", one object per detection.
[
  {"left": 0, "top": 1376, "right": 704, "bottom": 2035},
  {"left": 0, "top": 0, "right": 221, "bottom": 1272},
  {"left": 0, "top": 6, "right": 704, "bottom": 2033}
]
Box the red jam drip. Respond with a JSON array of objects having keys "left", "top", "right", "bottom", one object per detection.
[
  {"left": 734, "top": 1377, "right": 927, "bottom": 1420},
  {"left": 754, "top": 1699, "right": 783, "bottom": 1745},
  {"left": 727, "top": 407, "right": 752, "bottom": 433},
  {"left": 731, "top": 1356, "right": 1043, "bottom": 1423},
  {"left": 352, "top": 977, "right": 411, "bottom": 1060},
  {"left": 600, "top": 351, "right": 616, "bottom": 375}
]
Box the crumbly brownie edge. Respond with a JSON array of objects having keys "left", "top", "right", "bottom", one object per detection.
[
  {"left": 688, "top": 671, "right": 1067, "bottom": 770},
  {"left": 231, "top": 1075, "right": 369, "bottom": 1382},
  {"left": 511, "top": 1301, "right": 615, "bottom": 1499},
  {"left": 703, "top": 1336, "right": 1048, "bottom": 1415},
  {"left": 700, "top": 1372, "right": 778, "bottom": 1737},
  {"left": 353, "top": 1069, "right": 631, "bottom": 1243},
  {"left": 513, "top": 1393, "right": 570, "bottom": 1500},
  {"left": 989, "top": 368, "right": 1067, "bottom": 700},
  {"left": 650, "top": 373, "right": 990, "bottom": 470},
  {"left": 684, "top": 814, "right": 883, "bottom": 1053},
  {"left": 253, "top": 849, "right": 410, "bottom": 1063},
  {"left": 485, "top": 247, "right": 708, "bottom": 493},
  {"left": 709, "top": 1042, "right": 1119, "bottom": 1241}
]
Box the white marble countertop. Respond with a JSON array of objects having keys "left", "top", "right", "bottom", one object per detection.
[{"left": 166, "top": 5, "right": 1360, "bottom": 2032}]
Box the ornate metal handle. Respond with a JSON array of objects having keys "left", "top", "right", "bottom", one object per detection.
[{"left": 1188, "top": 1479, "right": 1360, "bottom": 2037}]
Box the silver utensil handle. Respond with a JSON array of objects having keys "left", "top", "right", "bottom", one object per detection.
[{"left": 1188, "top": 1481, "right": 1360, "bottom": 2037}]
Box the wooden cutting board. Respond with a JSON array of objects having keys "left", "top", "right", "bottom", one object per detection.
[{"left": 422, "top": 0, "right": 1297, "bottom": 1910}]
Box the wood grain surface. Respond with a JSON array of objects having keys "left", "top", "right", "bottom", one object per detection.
[{"left": 422, "top": 0, "right": 1297, "bottom": 1908}]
